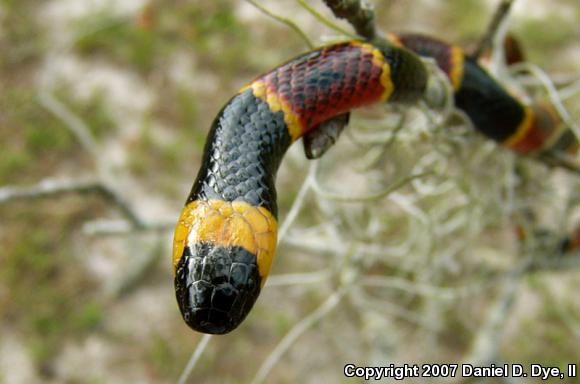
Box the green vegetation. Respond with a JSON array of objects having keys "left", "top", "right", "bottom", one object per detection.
[
  {"left": 0, "top": 222, "right": 101, "bottom": 370},
  {"left": 0, "top": 88, "right": 74, "bottom": 184},
  {"left": 146, "top": 332, "right": 187, "bottom": 378},
  {"left": 516, "top": 14, "right": 577, "bottom": 67},
  {"left": 72, "top": 1, "right": 250, "bottom": 75},
  {"left": 441, "top": 0, "right": 488, "bottom": 40},
  {"left": 55, "top": 87, "right": 117, "bottom": 140},
  {"left": 503, "top": 277, "right": 580, "bottom": 371},
  {"left": 0, "top": 85, "right": 117, "bottom": 184},
  {"left": 73, "top": 9, "right": 160, "bottom": 73},
  {"left": 0, "top": 148, "right": 33, "bottom": 185},
  {"left": 0, "top": 0, "right": 45, "bottom": 73}
]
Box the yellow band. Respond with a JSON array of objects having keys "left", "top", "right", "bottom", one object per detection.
[
  {"left": 503, "top": 106, "right": 534, "bottom": 148},
  {"left": 351, "top": 41, "right": 395, "bottom": 102},
  {"left": 449, "top": 46, "right": 465, "bottom": 91},
  {"left": 173, "top": 199, "right": 278, "bottom": 285},
  {"left": 244, "top": 80, "right": 304, "bottom": 142}
]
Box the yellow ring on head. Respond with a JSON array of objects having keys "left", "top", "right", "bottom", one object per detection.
[{"left": 173, "top": 199, "right": 278, "bottom": 287}]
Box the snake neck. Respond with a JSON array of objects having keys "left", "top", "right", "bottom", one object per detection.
[{"left": 188, "top": 89, "right": 292, "bottom": 217}]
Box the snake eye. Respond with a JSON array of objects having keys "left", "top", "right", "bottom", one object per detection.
[{"left": 174, "top": 243, "right": 262, "bottom": 334}]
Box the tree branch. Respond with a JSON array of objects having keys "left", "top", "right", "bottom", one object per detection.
[
  {"left": 539, "top": 151, "right": 580, "bottom": 176},
  {"left": 322, "top": 0, "right": 377, "bottom": 41},
  {"left": 0, "top": 178, "right": 146, "bottom": 228},
  {"left": 471, "top": 0, "right": 516, "bottom": 60},
  {"left": 246, "top": 0, "right": 314, "bottom": 48}
]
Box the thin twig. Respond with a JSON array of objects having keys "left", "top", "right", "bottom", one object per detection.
[
  {"left": 296, "top": 0, "right": 358, "bottom": 39},
  {"left": 510, "top": 62, "right": 580, "bottom": 142},
  {"left": 322, "top": 0, "right": 377, "bottom": 41},
  {"left": 471, "top": 0, "right": 516, "bottom": 60},
  {"left": 82, "top": 219, "right": 174, "bottom": 235},
  {"left": 38, "top": 90, "right": 100, "bottom": 161},
  {"left": 360, "top": 275, "right": 460, "bottom": 300},
  {"left": 0, "top": 178, "right": 101, "bottom": 203},
  {"left": 245, "top": 0, "right": 314, "bottom": 48},
  {"left": 0, "top": 178, "right": 145, "bottom": 228},
  {"left": 267, "top": 269, "right": 332, "bottom": 287},
  {"left": 558, "top": 78, "right": 580, "bottom": 101},
  {"left": 251, "top": 289, "right": 344, "bottom": 384},
  {"left": 454, "top": 261, "right": 530, "bottom": 384},
  {"left": 277, "top": 162, "right": 316, "bottom": 241},
  {"left": 539, "top": 152, "right": 580, "bottom": 175},
  {"left": 312, "top": 171, "right": 431, "bottom": 202},
  {"left": 177, "top": 334, "right": 212, "bottom": 384}
]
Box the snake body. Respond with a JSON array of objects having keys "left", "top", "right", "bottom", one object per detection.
[
  {"left": 389, "top": 33, "right": 578, "bottom": 154},
  {"left": 173, "top": 34, "right": 578, "bottom": 334},
  {"left": 172, "top": 41, "right": 426, "bottom": 334}
]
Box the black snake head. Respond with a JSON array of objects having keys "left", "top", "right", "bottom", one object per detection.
[
  {"left": 174, "top": 243, "right": 262, "bottom": 334},
  {"left": 172, "top": 199, "right": 277, "bottom": 334}
]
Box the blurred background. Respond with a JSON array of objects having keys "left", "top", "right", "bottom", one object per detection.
[{"left": 1, "top": 0, "right": 580, "bottom": 383}]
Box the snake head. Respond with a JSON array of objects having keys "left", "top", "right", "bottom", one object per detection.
[
  {"left": 172, "top": 199, "right": 278, "bottom": 334},
  {"left": 174, "top": 243, "right": 262, "bottom": 334}
]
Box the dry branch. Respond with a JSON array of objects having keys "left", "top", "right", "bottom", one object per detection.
[
  {"left": 0, "top": 178, "right": 145, "bottom": 228},
  {"left": 471, "top": 0, "right": 516, "bottom": 60},
  {"left": 322, "top": 0, "right": 377, "bottom": 41}
]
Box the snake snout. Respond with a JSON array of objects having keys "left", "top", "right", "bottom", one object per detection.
[{"left": 174, "top": 243, "right": 262, "bottom": 334}]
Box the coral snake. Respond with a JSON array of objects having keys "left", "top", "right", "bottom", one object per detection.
[{"left": 172, "top": 33, "right": 579, "bottom": 334}]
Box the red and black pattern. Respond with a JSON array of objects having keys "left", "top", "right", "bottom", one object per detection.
[
  {"left": 392, "top": 32, "right": 578, "bottom": 155},
  {"left": 175, "top": 30, "right": 580, "bottom": 334},
  {"left": 246, "top": 41, "right": 426, "bottom": 138},
  {"left": 175, "top": 40, "right": 427, "bottom": 334},
  {"left": 261, "top": 43, "right": 386, "bottom": 133},
  {"left": 391, "top": 33, "right": 458, "bottom": 80}
]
